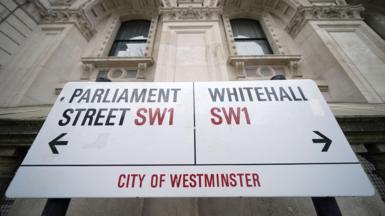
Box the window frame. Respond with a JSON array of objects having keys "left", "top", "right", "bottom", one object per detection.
[
  {"left": 109, "top": 19, "right": 152, "bottom": 57},
  {"left": 222, "top": 14, "right": 302, "bottom": 79},
  {"left": 81, "top": 14, "right": 159, "bottom": 81},
  {"left": 230, "top": 18, "right": 273, "bottom": 55}
]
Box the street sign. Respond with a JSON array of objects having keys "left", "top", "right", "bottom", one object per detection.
[{"left": 6, "top": 80, "right": 374, "bottom": 198}]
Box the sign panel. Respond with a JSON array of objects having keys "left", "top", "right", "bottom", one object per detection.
[{"left": 6, "top": 80, "right": 374, "bottom": 198}]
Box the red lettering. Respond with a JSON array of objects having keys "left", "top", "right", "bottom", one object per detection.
[
  {"left": 221, "top": 174, "right": 229, "bottom": 187},
  {"left": 149, "top": 108, "right": 167, "bottom": 125},
  {"left": 210, "top": 107, "right": 222, "bottom": 125},
  {"left": 118, "top": 174, "right": 125, "bottom": 188},
  {"left": 222, "top": 107, "right": 241, "bottom": 125},
  {"left": 245, "top": 173, "right": 252, "bottom": 187},
  {"left": 170, "top": 174, "right": 182, "bottom": 187},
  {"left": 197, "top": 173, "right": 203, "bottom": 187},
  {"left": 242, "top": 107, "right": 251, "bottom": 125},
  {"left": 168, "top": 108, "right": 174, "bottom": 125},
  {"left": 151, "top": 174, "right": 158, "bottom": 188},
  {"left": 183, "top": 174, "right": 189, "bottom": 188},
  {"left": 135, "top": 108, "right": 174, "bottom": 126},
  {"left": 252, "top": 173, "right": 261, "bottom": 187},
  {"left": 131, "top": 174, "right": 138, "bottom": 188},
  {"left": 204, "top": 174, "right": 214, "bottom": 187},
  {"left": 138, "top": 174, "right": 145, "bottom": 188},
  {"left": 159, "top": 174, "right": 166, "bottom": 187},
  {"left": 229, "top": 173, "right": 237, "bottom": 187},
  {"left": 134, "top": 108, "right": 147, "bottom": 125},
  {"left": 237, "top": 173, "right": 244, "bottom": 187},
  {"left": 211, "top": 107, "right": 250, "bottom": 125},
  {"left": 189, "top": 174, "right": 197, "bottom": 188},
  {"left": 125, "top": 174, "right": 131, "bottom": 188}
]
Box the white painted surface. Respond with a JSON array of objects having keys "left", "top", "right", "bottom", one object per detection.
[
  {"left": 6, "top": 80, "right": 374, "bottom": 198},
  {"left": 8, "top": 164, "right": 372, "bottom": 198},
  {"left": 194, "top": 80, "right": 358, "bottom": 164},
  {"left": 22, "top": 82, "right": 194, "bottom": 165}
]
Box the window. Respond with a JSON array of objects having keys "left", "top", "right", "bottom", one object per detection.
[
  {"left": 230, "top": 19, "right": 273, "bottom": 55},
  {"left": 109, "top": 20, "right": 151, "bottom": 57}
]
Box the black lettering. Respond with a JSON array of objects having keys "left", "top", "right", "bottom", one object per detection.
[
  {"left": 106, "top": 108, "right": 118, "bottom": 126},
  {"left": 59, "top": 108, "right": 74, "bottom": 126},
  {"left": 130, "top": 89, "right": 147, "bottom": 103},
  {"left": 158, "top": 89, "right": 169, "bottom": 102},
  {"left": 81, "top": 108, "right": 96, "bottom": 126},
  {"left": 94, "top": 108, "right": 108, "bottom": 126},
  {"left": 102, "top": 89, "right": 111, "bottom": 103},
  {"left": 288, "top": 87, "right": 301, "bottom": 101},
  {"left": 226, "top": 88, "right": 239, "bottom": 102},
  {"left": 171, "top": 88, "right": 181, "bottom": 102},
  {"left": 238, "top": 88, "right": 245, "bottom": 101},
  {"left": 78, "top": 89, "right": 91, "bottom": 103},
  {"left": 208, "top": 88, "right": 225, "bottom": 102},
  {"left": 243, "top": 87, "right": 254, "bottom": 101},
  {"left": 279, "top": 87, "right": 292, "bottom": 101},
  {"left": 254, "top": 87, "right": 266, "bottom": 101},
  {"left": 297, "top": 87, "right": 308, "bottom": 101},
  {"left": 148, "top": 88, "right": 157, "bottom": 103},
  {"left": 69, "top": 89, "right": 83, "bottom": 103},
  {"left": 73, "top": 108, "right": 86, "bottom": 125},
  {"left": 119, "top": 108, "right": 131, "bottom": 125},
  {"left": 264, "top": 87, "right": 278, "bottom": 101},
  {"left": 92, "top": 88, "right": 104, "bottom": 103},
  {"left": 112, "top": 89, "right": 119, "bottom": 103},
  {"left": 117, "top": 89, "right": 129, "bottom": 103}
]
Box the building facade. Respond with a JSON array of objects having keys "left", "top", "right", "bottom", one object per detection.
[{"left": 1, "top": 0, "right": 385, "bottom": 215}]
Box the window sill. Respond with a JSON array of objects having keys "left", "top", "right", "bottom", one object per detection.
[
  {"left": 228, "top": 55, "right": 301, "bottom": 65},
  {"left": 81, "top": 56, "right": 154, "bottom": 80},
  {"left": 81, "top": 56, "right": 154, "bottom": 68},
  {"left": 228, "top": 55, "right": 302, "bottom": 79}
]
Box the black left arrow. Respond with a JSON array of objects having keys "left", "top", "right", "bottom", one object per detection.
[
  {"left": 312, "top": 131, "right": 332, "bottom": 152},
  {"left": 49, "top": 133, "right": 68, "bottom": 154}
]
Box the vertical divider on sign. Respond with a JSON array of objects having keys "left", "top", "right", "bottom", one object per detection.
[{"left": 193, "top": 82, "right": 197, "bottom": 165}]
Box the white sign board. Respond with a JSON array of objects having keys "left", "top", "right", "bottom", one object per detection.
[{"left": 6, "top": 80, "right": 374, "bottom": 198}]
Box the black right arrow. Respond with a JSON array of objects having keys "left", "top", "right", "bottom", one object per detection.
[
  {"left": 49, "top": 133, "right": 68, "bottom": 154},
  {"left": 312, "top": 131, "right": 332, "bottom": 152}
]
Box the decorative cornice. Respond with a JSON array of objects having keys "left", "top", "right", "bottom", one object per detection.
[
  {"left": 228, "top": 55, "right": 301, "bottom": 65},
  {"left": 81, "top": 57, "right": 154, "bottom": 67},
  {"left": 286, "top": 5, "right": 364, "bottom": 38},
  {"left": 48, "top": 0, "right": 76, "bottom": 6},
  {"left": 228, "top": 55, "right": 302, "bottom": 79},
  {"left": 160, "top": 7, "right": 222, "bottom": 21},
  {"left": 40, "top": 9, "right": 96, "bottom": 40},
  {"left": 177, "top": 0, "right": 204, "bottom": 7}
]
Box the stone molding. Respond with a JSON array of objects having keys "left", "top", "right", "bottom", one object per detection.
[
  {"left": 48, "top": 0, "right": 77, "bottom": 6},
  {"left": 94, "top": 14, "right": 158, "bottom": 58},
  {"left": 228, "top": 55, "right": 302, "bottom": 79},
  {"left": 40, "top": 8, "right": 96, "bottom": 40},
  {"left": 286, "top": 5, "right": 364, "bottom": 38},
  {"left": 81, "top": 57, "right": 154, "bottom": 68},
  {"left": 160, "top": 7, "right": 222, "bottom": 21},
  {"left": 177, "top": 0, "right": 204, "bottom": 7},
  {"left": 222, "top": 10, "right": 288, "bottom": 57},
  {"left": 81, "top": 56, "right": 154, "bottom": 80}
]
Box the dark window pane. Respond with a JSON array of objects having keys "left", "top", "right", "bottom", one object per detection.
[
  {"left": 110, "top": 41, "right": 146, "bottom": 57},
  {"left": 235, "top": 40, "right": 273, "bottom": 55},
  {"left": 230, "top": 19, "right": 266, "bottom": 39},
  {"left": 126, "top": 69, "right": 137, "bottom": 78},
  {"left": 115, "top": 20, "right": 151, "bottom": 41},
  {"left": 110, "top": 20, "right": 150, "bottom": 57},
  {"left": 96, "top": 69, "right": 108, "bottom": 80},
  {"left": 230, "top": 19, "right": 273, "bottom": 55},
  {"left": 245, "top": 67, "right": 257, "bottom": 77}
]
